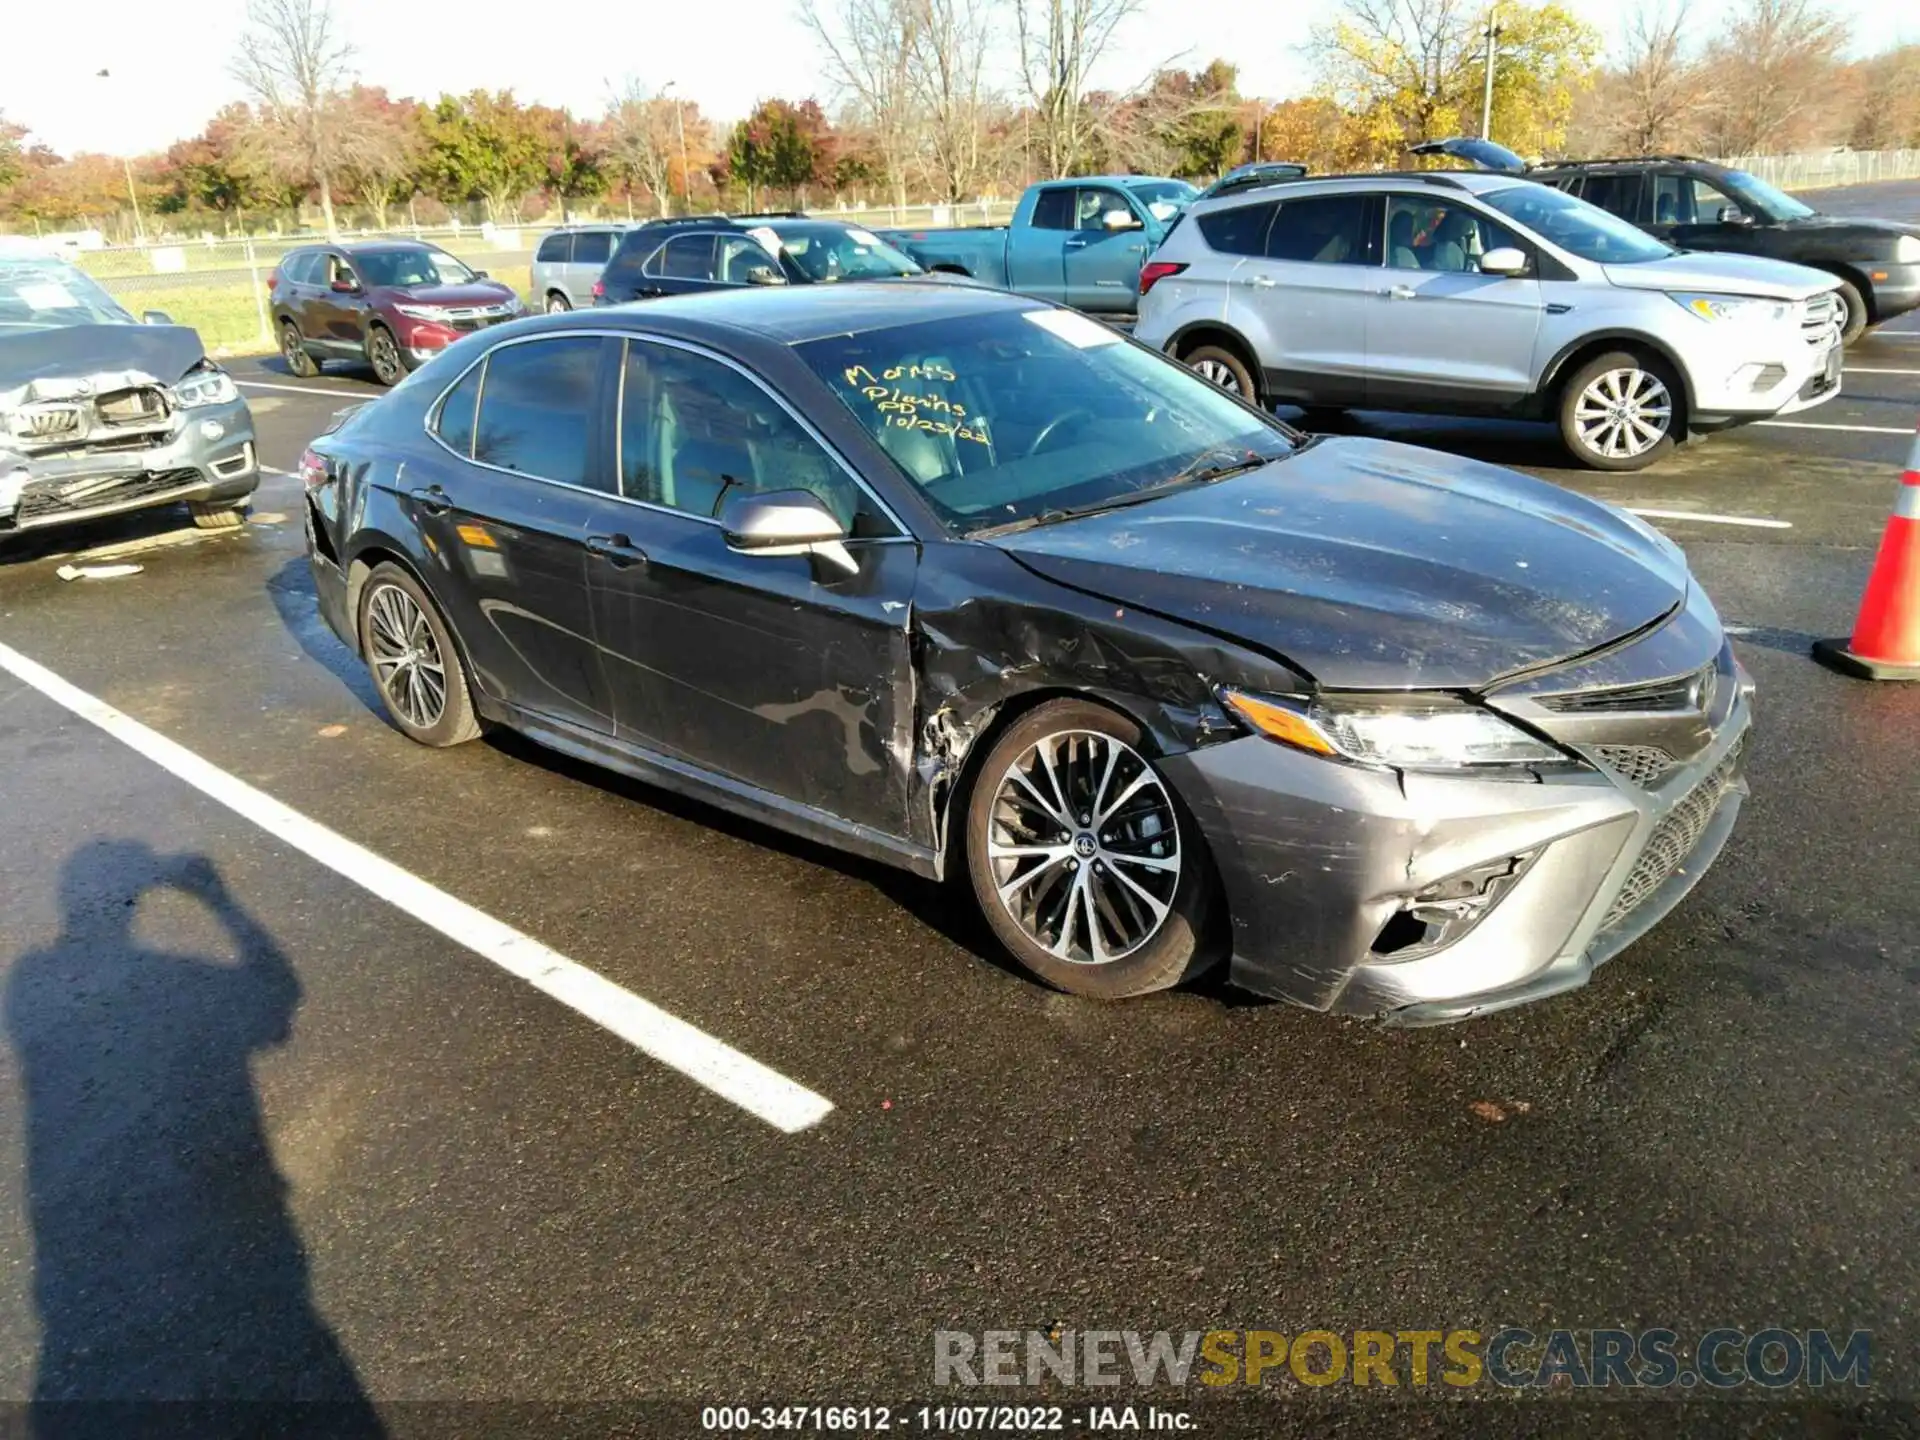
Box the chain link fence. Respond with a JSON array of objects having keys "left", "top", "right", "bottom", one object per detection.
[{"left": 1718, "top": 149, "right": 1920, "bottom": 192}]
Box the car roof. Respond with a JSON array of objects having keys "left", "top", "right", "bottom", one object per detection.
[
  {"left": 1185, "top": 169, "right": 1527, "bottom": 213},
  {"left": 293, "top": 239, "right": 450, "bottom": 255}
]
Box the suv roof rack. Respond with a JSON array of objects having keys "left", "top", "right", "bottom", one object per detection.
[
  {"left": 1210, "top": 170, "right": 1472, "bottom": 197},
  {"left": 1531, "top": 155, "right": 1706, "bottom": 169},
  {"left": 635, "top": 211, "right": 812, "bottom": 228}
]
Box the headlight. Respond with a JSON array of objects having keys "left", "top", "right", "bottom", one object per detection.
[
  {"left": 172, "top": 367, "right": 238, "bottom": 408},
  {"left": 1896, "top": 235, "right": 1920, "bottom": 263},
  {"left": 1221, "top": 690, "right": 1566, "bottom": 770},
  {"left": 394, "top": 303, "right": 450, "bottom": 321},
  {"left": 1670, "top": 292, "right": 1789, "bottom": 323}
]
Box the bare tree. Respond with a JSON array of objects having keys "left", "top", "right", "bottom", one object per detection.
[
  {"left": 604, "top": 83, "right": 687, "bottom": 217},
  {"left": 1700, "top": 0, "right": 1848, "bottom": 155},
  {"left": 906, "top": 0, "right": 996, "bottom": 200},
  {"left": 231, "top": 0, "right": 359, "bottom": 235},
  {"left": 1606, "top": 1, "right": 1710, "bottom": 152},
  {"left": 1011, "top": 0, "right": 1144, "bottom": 176},
  {"left": 802, "top": 0, "right": 920, "bottom": 209}
]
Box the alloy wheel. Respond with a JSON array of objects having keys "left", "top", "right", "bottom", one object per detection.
[
  {"left": 1573, "top": 367, "right": 1672, "bottom": 461},
  {"left": 986, "top": 730, "right": 1182, "bottom": 966},
  {"left": 546, "top": 293, "right": 571, "bottom": 313},
  {"left": 365, "top": 583, "right": 447, "bottom": 730},
  {"left": 1192, "top": 357, "right": 1241, "bottom": 394},
  {"left": 370, "top": 330, "right": 404, "bottom": 385}
]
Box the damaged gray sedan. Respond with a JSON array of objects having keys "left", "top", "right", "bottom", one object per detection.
[
  {"left": 1, "top": 257, "right": 258, "bottom": 536},
  {"left": 303, "top": 284, "right": 1750, "bottom": 1023}
]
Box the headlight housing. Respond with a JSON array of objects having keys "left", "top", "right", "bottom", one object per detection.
[
  {"left": 1895, "top": 234, "right": 1920, "bottom": 263},
  {"left": 172, "top": 366, "right": 238, "bottom": 408},
  {"left": 1221, "top": 689, "right": 1567, "bottom": 771},
  {"left": 1670, "top": 292, "right": 1790, "bottom": 323},
  {"left": 394, "top": 303, "right": 452, "bottom": 321}
]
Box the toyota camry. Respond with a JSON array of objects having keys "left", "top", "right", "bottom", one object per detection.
[{"left": 301, "top": 283, "right": 1751, "bottom": 1023}]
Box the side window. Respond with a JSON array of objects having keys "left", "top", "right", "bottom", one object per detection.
[
  {"left": 434, "top": 363, "right": 483, "bottom": 458},
  {"left": 1577, "top": 173, "right": 1644, "bottom": 223},
  {"left": 1692, "top": 177, "right": 1738, "bottom": 223},
  {"left": 717, "top": 235, "right": 778, "bottom": 285},
  {"left": 327, "top": 254, "right": 359, "bottom": 288},
  {"left": 536, "top": 233, "right": 571, "bottom": 263},
  {"left": 1649, "top": 173, "right": 1691, "bottom": 225},
  {"left": 605, "top": 234, "right": 649, "bottom": 280},
  {"left": 647, "top": 235, "right": 717, "bottom": 281},
  {"left": 1196, "top": 201, "right": 1277, "bottom": 256},
  {"left": 1388, "top": 198, "right": 1526, "bottom": 273},
  {"left": 472, "top": 336, "right": 609, "bottom": 489},
  {"left": 619, "top": 339, "right": 890, "bottom": 535},
  {"left": 1074, "top": 188, "right": 1129, "bottom": 231},
  {"left": 1030, "top": 188, "right": 1075, "bottom": 230},
  {"left": 573, "top": 231, "right": 613, "bottom": 265},
  {"left": 1268, "top": 194, "right": 1379, "bottom": 266},
  {"left": 282, "top": 252, "right": 315, "bottom": 284}
]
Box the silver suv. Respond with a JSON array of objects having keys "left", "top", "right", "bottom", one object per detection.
[
  {"left": 529, "top": 224, "right": 630, "bottom": 312},
  {"left": 1136, "top": 171, "right": 1844, "bottom": 470}
]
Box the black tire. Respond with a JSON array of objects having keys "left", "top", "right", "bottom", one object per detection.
[
  {"left": 1832, "top": 278, "right": 1869, "bottom": 346},
  {"left": 1557, "top": 349, "right": 1684, "bottom": 472},
  {"left": 545, "top": 291, "right": 571, "bottom": 313},
  {"left": 187, "top": 501, "right": 247, "bottom": 531},
  {"left": 1182, "top": 343, "right": 1259, "bottom": 404},
  {"left": 367, "top": 325, "right": 407, "bottom": 387},
  {"left": 356, "top": 562, "right": 481, "bottom": 747},
  {"left": 965, "top": 699, "right": 1219, "bottom": 1000},
  {"left": 281, "top": 320, "right": 320, "bottom": 378}
]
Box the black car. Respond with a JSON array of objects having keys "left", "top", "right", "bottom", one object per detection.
[
  {"left": 594, "top": 215, "right": 924, "bottom": 305},
  {"left": 301, "top": 284, "right": 1751, "bottom": 1023},
  {"left": 1414, "top": 139, "right": 1920, "bottom": 344}
]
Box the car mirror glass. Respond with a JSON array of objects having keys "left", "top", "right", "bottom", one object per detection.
[{"left": 720, "top": 488, "right": 857, "bottom": 574}]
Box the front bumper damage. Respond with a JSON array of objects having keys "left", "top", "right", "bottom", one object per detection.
[
  {"left": 0, "top": 375, "right": 257, "bottom": 533},
  {"left": 1163, "top": 626, "right": 1752, "bottom": 1024}
]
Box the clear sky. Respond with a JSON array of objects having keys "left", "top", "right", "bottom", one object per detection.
[{"left": 10, "top": 0, "right": 1915, "bottom": 158}]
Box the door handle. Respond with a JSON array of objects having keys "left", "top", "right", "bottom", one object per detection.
[
  {"left": 409, "top": 485, "right": 450, "bottom": 515},
  {"left": 586, "top": 533, "right": 649, "bottom": 568},
  {"left": 1236, "top": 274, "right": 1277, "bottom": 288},
  {"left": 1386, "top": 284, "right": 1418, "bottom": 300},
  {"left": 1063, "top": 237, "right": 1091, "bottom": 249}
]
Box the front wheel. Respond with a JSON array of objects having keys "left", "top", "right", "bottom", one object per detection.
[
  {"left": 965, "top": 700, "right": 1219, "bottom": 999},
  {"left": 1558, "top": 350, "right": 1683, "bottom": 472},
  {"left": 356, "top": 563, "right": 481, "bottom": 747},
  {"left": 366, "top": 326, "right": 407, "bottom": 387},
  {"left": 1832, "top": 279, "right": 1869, "bottom": 346}
]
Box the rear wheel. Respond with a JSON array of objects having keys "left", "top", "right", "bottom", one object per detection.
[
  {"left": 187, "top": 502, "right": 246, "bottom": 531},
  {"left": 280, "top": 320, "right": 319, "bottom": 378},
  {"left": 1832, "top": 278, "right": 1869, "bottom": 346},
  {"left": 545, "top": 291, "right": 571, "bottom": 313},
  {"left": 965, "top": 700, "right": 1218, "bottom": 1000},
  {"left": 1558, "top": 350, "right": 1683, "bottom": 472},
  {"left": 1183, "top": 344, "right": 1258, "bottom": 404},
  {"left": 367, "top": 325, "right": 406, "bottom": 387},
  {"left": 356, "top": 563, "right": 480, "bottom": 747}
]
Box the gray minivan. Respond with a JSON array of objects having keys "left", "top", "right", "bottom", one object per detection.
[{"left": 530, "top": 225, "right": 630, "bottom": 312}]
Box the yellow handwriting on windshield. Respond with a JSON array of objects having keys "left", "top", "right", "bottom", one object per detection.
[
  {"left": 843, "top": 361, "right": 957, "bottom": 387},
  {"left": 846, "top": 370, "right": 989, "bottom": 447}
]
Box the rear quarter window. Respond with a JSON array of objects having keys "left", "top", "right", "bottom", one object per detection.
[
  {"left": 433, "top": 363, "right": 482, "bottom": 458},
  {"left": 1197, "top": 202, "right": 1278, "bottom": 256},
  {"left": 572, "top": 231, "right": 614, "bottom": 265}
]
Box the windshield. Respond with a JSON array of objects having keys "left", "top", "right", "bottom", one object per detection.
[
  {"left": 355, "top": 247, "right": 477, "bottom": 288},
  {"left": 795, "top": 307, "right": 1295, "bottom": 536},
  {"left": 765, "top": 224, "right": 922, "bottom": 281},
  {"left": 1478, "top": 183, "right": 1676, "bottom": 264},
  {"left": 0, "top": 260, "right": 134, "bottom": 332},
  {"left": 1127, "top": 180, "right": 1198, "bottom": 208},
  {"left": 1720, "top": 170, "right": 1815, "bottom": 221}
]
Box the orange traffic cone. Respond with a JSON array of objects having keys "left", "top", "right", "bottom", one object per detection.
[{"left": 1813, "top": 422, "right": 1920, "bottom": 680}]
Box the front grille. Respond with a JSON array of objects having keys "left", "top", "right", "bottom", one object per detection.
[
  {"left": 1599, "top": 740, "right": 1743, "bottom": 932},
  {"left": 1802, "top": 292, "right": 1839, "bottom": 343},
  {"left": 13, "top": 468, "right": 201, "bottom": 522},
  {"left": 1592, "top": 744, "right": 1677, "bottom": 787},
  {"left": 1537, "top": 664, "right": 1712, "bottom": 714}
]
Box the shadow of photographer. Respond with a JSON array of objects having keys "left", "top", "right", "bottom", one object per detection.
[{"left": 4, "top": 840, "right": 382, "bottom": 1438}]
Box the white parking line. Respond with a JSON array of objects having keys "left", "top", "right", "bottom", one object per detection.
[
  {"left": 1626, "top": 508, "right": 1792, "bottom": 529},
  {"left": 237, "top": 380, "right": 372, "bottom": 398},
  {"left": 0, "top": 640, "right": 835, "bottom": 1135},
  {"left": 1844, "top": 368, "right": 1920, "bottom": 376},
  {"left": 1756, "top": 420, "right": 1916, "bottom": 436}
]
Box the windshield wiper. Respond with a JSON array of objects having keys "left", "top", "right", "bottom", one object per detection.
[{"left": 974, "top": 449, "right": 1281, "bottom": 538}]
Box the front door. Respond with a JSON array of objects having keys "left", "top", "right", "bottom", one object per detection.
[
  {"left": 1062, "top": 185, "right": 1152, "bottom": 311},
  {"left": 586, "top": 337, "right": 918, "bottom": 835},
  {"left": 412, "top": 334, "right": 620, "bottom": 735},
  {"left": 1365, "top": 196, "right": 1544, "bottom": 408},
  {"left": 1649, "top": 171, "right": 1761, "bottom": 254}
]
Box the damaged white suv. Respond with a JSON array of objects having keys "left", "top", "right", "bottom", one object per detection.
[{"left": 1, "top": 255, "right": 258, "bottom": 536}]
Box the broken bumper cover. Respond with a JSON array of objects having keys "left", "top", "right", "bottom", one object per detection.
[
  {"left": 1160, "top": 686, "right": 1751, "bottom": 1024},
  {"left": 0, "top": 397, "right": 258, "bottom": 531}
]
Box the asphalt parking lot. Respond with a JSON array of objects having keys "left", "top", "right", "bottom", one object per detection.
[{"left": 1, "top": 185, "right": 1918, "bottom": 1437}]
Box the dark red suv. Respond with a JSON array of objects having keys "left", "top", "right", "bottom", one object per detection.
[{"left": 269, "top": 241, "right": 527, "bottom": 385}]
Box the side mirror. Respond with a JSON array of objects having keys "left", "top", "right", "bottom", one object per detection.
[
  {"left": 720, "top": 488, "right": 857, "bottom": 575},
  {"left": 1478, "top": 246, "right": 1529, "bottom": 277},
  {"left": 330, "top": 277, "right": 360, "bottom": 294},
  {"left": 471, "top": 269, "right": 490, "bottom": 279},
  {"left": 141, "top": 309, "right": 174, "bottom": 325},
  {"left": 745, "top": 265, "right": 786, "bottom": 286},
  {"left": 1102, "top": 209, "right": 1142, "bottom": 231},
  {"left": 1716, "top": 206, "right": 1751, "bottom": 226}
]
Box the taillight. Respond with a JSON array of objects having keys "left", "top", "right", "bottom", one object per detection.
[
  {"left": 591, "top": 280, "right": 605, "bottom": 299},
  {"left": 1139, "top": 261, "right": 1187, "bottom": 296},
  {"left": 297, "top": 448, "right": 328, "bottom": 490},
  {"left": 267, "top": 270, "right": 278, "bottom": 288}
]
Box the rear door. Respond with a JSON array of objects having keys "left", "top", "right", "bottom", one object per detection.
[
  {"left": 1226, "top": 192, "right": 1380, "bottom": 404},
  {"left": 1572, "top": 171, "right": 1648, "bottom": 229},
  {"left": 1062, "top": 184, "right": 1151, "bottom": 311},
  {"left": 413, "top": 334, "right": 621, "bottom": 735},
  {"left": 643, "top": 233, "right": 726, "bottom": 298},
  {"left": 1366, "top": 194, "right": 1543, "bottom": 407},
  {"left": 566, "top": 229, "right": 615, "bottom": 305},
  {"left": 533, "top": 231, "right": 571, "bottom": 303}
]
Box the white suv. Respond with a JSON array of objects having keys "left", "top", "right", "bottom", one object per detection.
[{"left": 1135, "top": 171, "right": 1844, "bottom": 470}]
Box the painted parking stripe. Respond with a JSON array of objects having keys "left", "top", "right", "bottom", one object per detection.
[
  {"left": 1756, "top": 420, "right": 1916, "bottom": 436},
  {"left": 1626, "top": 508, "right": 1791, "bottom": 530},
  {"left": 1844, "top": 367, "right": 1920, "bottom": 376},
  {"left": 0, "top": 640, "right": 835, "bottom": 1135},
  {"left": 237, "top": 380, "right": 375, "bottom": 398}
]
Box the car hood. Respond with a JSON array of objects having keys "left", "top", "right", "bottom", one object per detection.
[
  {"left": 1777, "top": 213, "right": 1920, "bottom": 242},
  {"left": 0, "top": 322, "right": 205, "bottom": 390},
  {"left": 989, "top": 437, "right": 1690, "bottom": 691},
  {"left": 380, "top": 282, "right": 518, "bottom": 307},
  {"left": 1602, "top": 250, "right": 1838, "bottom": 299}
]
